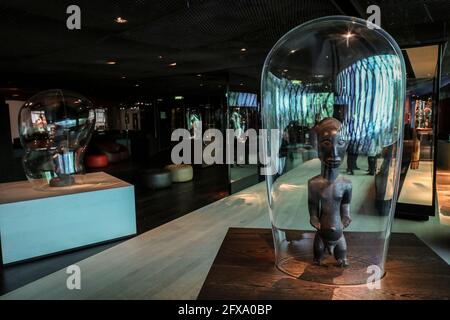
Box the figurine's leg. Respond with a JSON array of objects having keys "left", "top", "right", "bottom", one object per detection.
[
  {"left": 334, "top": 236, "right": 348, "bottom": 267},
  {"left": 313, "top": 233, "right": 325, "bottom": 265}
]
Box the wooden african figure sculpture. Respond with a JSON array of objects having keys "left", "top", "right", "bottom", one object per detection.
[{"left": 308, "top": 117, "right": 352, "bottom": 267}]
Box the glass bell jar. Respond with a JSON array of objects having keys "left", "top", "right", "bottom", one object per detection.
[
  {"left": 261, "top": 16, "right": 406, "bottom": 285},
  {"left": 19, "top": 89, "right": 95, "bottom": 190}
]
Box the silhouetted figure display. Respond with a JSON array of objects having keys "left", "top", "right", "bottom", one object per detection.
[
  {"left": 346, "top": 140, "right": 360, "bottom": 175},
  {"left": 367, "top": 135, "right": 380, "bottom": 176}
]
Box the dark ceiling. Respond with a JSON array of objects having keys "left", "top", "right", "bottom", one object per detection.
[{"left": 0, "top": 0, "right": 449, "bottom": 101}]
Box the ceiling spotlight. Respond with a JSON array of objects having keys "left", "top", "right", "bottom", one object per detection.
[
  {"left": 121, "top": 76, "right": 127, "bottom": 79},
  {"left": 158, "top": 55, "right": 163, "bottom": 59},
  {"left": 134, "top": 84, "right": 140, "bottom": 87},
  {"left": 239, "top": 82, "right": 244, "bottom": 86},
  {"left": 115, "top": 17, "right": 128, "bottom": 24},
  {"left": 240, "top": 48, "right": 247, "bottom": 52},
  {"left": 343, "top": 31, "right": 353, "bottom": 39},
  {"left": 197, "top": 74, "right": 202, "bottom": 77},
  {"left": 290, "top": 49, "right": 296, "bottom": 54},
  {"left": 169, "top": 62, "right": 177, "bottom": 67},
  {"left": 343, "top": 31, "right": 354, "bottom": 46},
  {"left": 106, "top": 60, "right": 117, "bottom": 65},
  {"left": 283, "top": 69, "right": 288, "bottom": 73}
]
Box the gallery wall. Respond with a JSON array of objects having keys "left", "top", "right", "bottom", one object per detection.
[{"left": 6, "top": 100, "right": 24, "bottom": 143}]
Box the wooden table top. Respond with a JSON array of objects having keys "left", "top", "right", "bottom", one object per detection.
[{"left": 198, "top": 228, "right": 450, "bottom": 300}]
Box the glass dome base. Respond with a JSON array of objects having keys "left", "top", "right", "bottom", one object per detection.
[
  {"left": 277, "top": 254, "right": 385, "bottom": 286},
  {"left": 275, "top": 232, "right": 386, "bottom": 285},
  {"left": 28, "top": 174, "right": 101, "bottom": 191}
]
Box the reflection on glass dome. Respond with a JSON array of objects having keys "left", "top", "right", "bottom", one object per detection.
[
  {"left": 19, "top": 89, "right": 95, "bottom": 190},
  {"left": 261, "top": 16, "right": 406, "bottom": 285}
]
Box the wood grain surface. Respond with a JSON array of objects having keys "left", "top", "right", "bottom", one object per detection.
[{"left": 198, "top": 228, "right": 450, "bottom": 300}]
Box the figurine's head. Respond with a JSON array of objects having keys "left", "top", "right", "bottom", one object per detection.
[{"left": 315, "top": 117, "right": 347, "bottom": 168}]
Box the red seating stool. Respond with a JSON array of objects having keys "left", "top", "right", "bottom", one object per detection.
[{"left": 86, "top": 154, "right": 109, "bottom": 168}]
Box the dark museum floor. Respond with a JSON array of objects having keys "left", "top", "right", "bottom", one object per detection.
[{"left": 0, "top": 162, "right": 229, "bottom": 295}]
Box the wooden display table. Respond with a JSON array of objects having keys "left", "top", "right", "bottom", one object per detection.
[
  {"left": 198, "top": 228, "right": 450, "bottom": 300},
  {"left": 0, "top": 172, "right": 136, "bottom": 265}
]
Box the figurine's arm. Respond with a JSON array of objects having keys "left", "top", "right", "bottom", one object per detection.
[
  {"left": 341, "top": 184, "right": 352, "bottom": 228},
  {"left": 308, "top": 180, "right": 321, "bottom": 230}
]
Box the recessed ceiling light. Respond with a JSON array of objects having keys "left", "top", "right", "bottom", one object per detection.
[
  {"left": 134, "top": 84, "right": 140, "bottom": 87},
  {"left": 169, "top": 62, "right": 177, "bottom": 67},
  {"left": 158, "top": 55, "right": 163, "bottom": 59},
  {"left": 283, "top": 69, "right": 288, "bottom": 73},
  {"left": 290, "top": 49, "right": 296, "bottom": 54},
  {"left": 106, "top": 60, "right": 117, "bottom": 65},
  {"left": 115, "top": 17, "right": 128, "bottom": 24},
  {"left": 121, "top": 76, "right": 127, "bottom": 79},
  {"left": 240, "top": 48, "right": 247, "bottom": 52},
  {"left": 197, "top": 74, "right": 202, "bottom": 77},
  {"left": 200, "top": 83, "right": 204, "bottom": 87},
  {"left": 239, "top": 82, "right": 244, "bottom": 86}
]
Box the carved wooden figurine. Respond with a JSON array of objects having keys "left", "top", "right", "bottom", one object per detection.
[{"left": 308, "top": 117, "right": 352, "bottom": 267}]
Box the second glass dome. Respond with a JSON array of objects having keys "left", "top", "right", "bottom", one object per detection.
[{"left": 19, "top": 89, "right": 95, "bottom": 190}]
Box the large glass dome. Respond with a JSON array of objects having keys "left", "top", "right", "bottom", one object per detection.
[
  {"left": 19, "top": 89, "right": 95, "bottom": 190},
  {"left": 261, "top": 16, "right": 406, "bottom": 285}
]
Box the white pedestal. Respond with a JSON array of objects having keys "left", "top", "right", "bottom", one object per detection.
[
  {"left": 0, "top": 172, "right": 136, "bottom": 265},
  {"left": 397, "top": 160, "right": 433, "bottom": 206}
]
